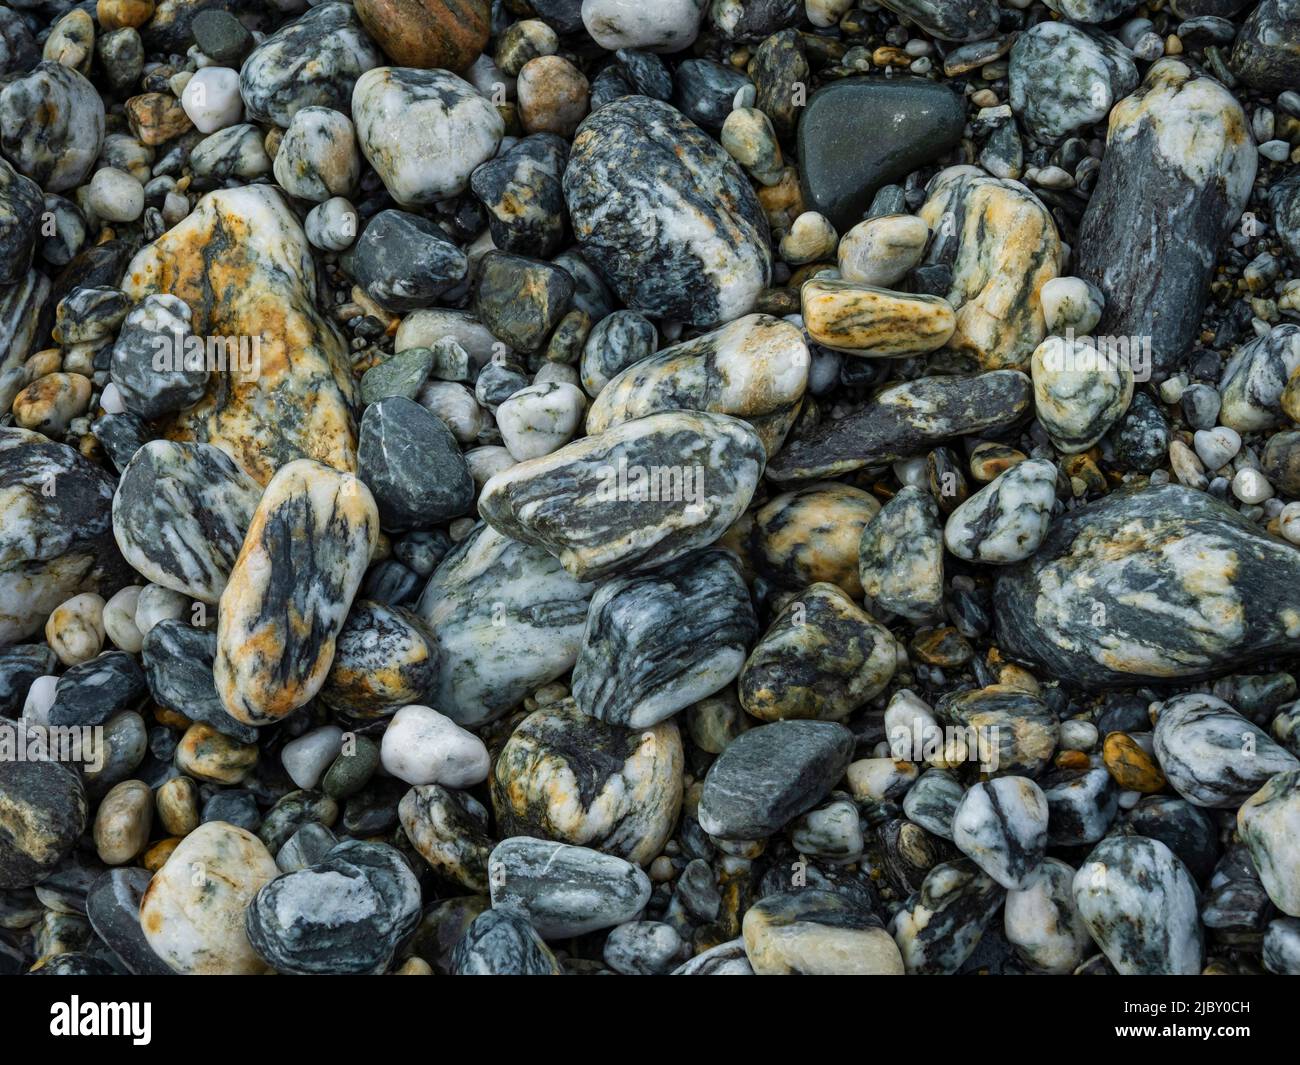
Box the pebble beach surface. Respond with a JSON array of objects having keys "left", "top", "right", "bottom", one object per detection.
[{"left": 3, "top": 0, "right": 1300, "bottom": 980}]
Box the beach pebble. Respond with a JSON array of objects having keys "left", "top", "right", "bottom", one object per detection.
[
  {"left": 381, "top": 704, "right": 490, "bottom": 788},
  {"left": 952, "top": 777, "right": 1049, "bottom": 889}
]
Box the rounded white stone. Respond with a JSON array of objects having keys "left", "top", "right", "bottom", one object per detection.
[
  {"left": 1193, "top": 425, "right": 1241, "bottom": 471},
  {"left": 1233, "top": 466, "right": 1273, "bottom": 504},
  {"left": 87, "top": 167, "right": 144, "bottom": 223},
  {"left": 281, "top": 725, "right": 344, "bottom": 789},
  {"left": 581, "top": 0, "right": 706, "bottom": 52},
  {"left": 45, "top": 592, "right": 106, "bottom": 666},
  {"left": 380, "top": 704, "right": 490, "bottom": 788},
  {"left": 134, "top": 583, "right": 190, "bottom": 637},
  {"left": 496, "top": 381, "right": 586, "bottom": 460},
  {"left": 1040, "top": 276, "right": 1104, "bottom": 337},
  {"left": 181, "top": 66, "right": 243, "bottom": 134},
  {"left": 102, "top": 586, "right": 144, "bottom": 653},
  {"left": 838, "top": 214, "right": 928, "bottom": 287}
]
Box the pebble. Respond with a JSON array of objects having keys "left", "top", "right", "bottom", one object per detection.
[
  {"left": 93, "top": 780, "right": 151, "bottom": 865},
  {"left": 381, "top": 704, "right": 489, "bottom": 788},
  {"left": 44, "top": 593, "right": 106, "bottom": 666},
  {"left": 581, "top": 0, "right": 705, "bottom": 52},
  {"left": 180, "top": 66, "right": 242, "bottom": 134},
  {"left": 858, "top": 485, "right": 944, "bottom": 621},
  {"left": 1009, "top": 23, "right": 1137, "bottom": 143},
  {"left": 517, "top": 55, "right": 589, "bottom": 138},
  {"left": 273, "top": 106, "right": 360, "bottom": 202},
  {"left": 893, "top": 859, "right": 1004, "bottom": 974},
  {"left": 802, "top": 278, "right": 956, "bottom": 359},
  {"left": 1004, "top": 858, "right": 1090, "bottom": 974},
  {"left": 0, "top": 760, "right": 87, "bottom": 888},
  {"left": 0, "top": 62, "right": 104, "bottom": 192},
  {"left": 944, "top": 458, "right": 1056, "bottom": 564},
  {"left": 358, "top": 396, "right": 474, "bottom": 530},
  {"left": 837, "top": 214, "right": 929, "bottom": 287},
  {"left": 952, "top": 777, "right": 1049, "bottom": 889},
  {"left": 744, "top": 890, "right": 903, "bottom": 975},
  {"left": 452, "top": 908, "right": 561, "bottom": 975}
]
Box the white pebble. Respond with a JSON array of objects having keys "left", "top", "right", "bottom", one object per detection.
[
  {"left": 1233, "top": 467, "right": 1273, "bottom": 504},
  {"left": 1193, "top": 426, "right": 1241, "bottom": 471},
  {"left": 1280, "top": 502, "right": 1300, "bottom": 545},
  {"left": 87, "top": 168, "right": 144, "bottom": 223},
  {"left": 281, "top": 725, "right": 344, "bottom": 790},
  {"left": 380, "top": 704, "right": 490, "bottom": 788},
  {"left": 22, "top": 675, "right": 59, "bottom": 728},
  {"left": 45, "top": 593, "right": 105, "bottom": 666},
  {"left": 1040, "top": 276, "right": 1103, "bottom": 336},
  {"left": 102, "top": 586, "right": 144, "bottom": 653},
  {"left": 181, "top": 66, "right": 243, "bottom": 134},
  {"left": 837, "top": 214, "right": 928, "bottom": 287},
  {"left": 496, "top": 381, "right": 586, "bottom": 460},
  {"left": 134, "top": 583, "right": 190, "bottom": 637}
]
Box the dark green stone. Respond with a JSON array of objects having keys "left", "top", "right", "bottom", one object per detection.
[{"left": 796, "top": 77, "right": 964, "bottom": 232}]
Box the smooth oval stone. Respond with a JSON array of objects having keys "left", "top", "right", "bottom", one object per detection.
[
  {"left": 345, "top": 210, "right": 468, "bottom": 312},
  {"left": 893, "top": 859, "right": 1005, "bottom": 974},
  {"left": 1003, "top": 858, "right": 1090, "bottom": 974},
  {"left": 672, "top": 937, "right": 755, "bottom": 975},
  {"left": 470, "top": 133, "right": 568, "bottom": 259},
  {"left": 1231, "top": 0, "right": 1300, "bottom": 92},
  {"left": 318, "top": 600, "right": 436, "bottom": 718},
  {"left": 246, "top": 840, "right": 421, "bottom": 975},
  {"left": 603, "top": 920, "right": 683, "bottom": 975},
  {"left": 354, "top": 0, "right": 490, "bottom": 72},
  {"left": 943, "top": 458, "right": 1057, "bottom": 565},
  {"left": 952, "top": 777, "right": 1049, "bottom": 889},
  {"left": 1074, "top": 60, "right": 1256, "bottom": 379},
  {"left": 488, "top": 836, "right": 652, "bottom": 938},
  {"left": 139, "top": 821, "right": 279, "bottom": 974},
  {"left": 0, "top": 760, "right": 87, "bottom": 889},
  {"left": 586, "top": 313, "right": 807, "bottom": 458},
  {"left": 875, "top": 0, "right": 997, "bottom": 40},
  {"left": 1073, "top": 835, "right": 1203, "bottom": 975},
  {"left": 935, "top": 684, "right": 1059, "bottom": 778},
  {"left": 0, "top": 270, "right": 49, "bottom": 417},
  {"left": 239, "top": 3, "right": 382, "bottom": 128},
  {"left": 750, "top": 482, "right": 880, "bottom": 598},
  {"left": 581, "top": 0, "right": 705, "bottom": 53},
  {"left": 995, "top": 484, "right": 1300, "bottom": 687},
  {"left": 580, "top": 310, "right": 658, "bottom": 399},
  {"left": 122, "top": 185, "right": 358, "bottom": 486},
  {"left": 399, "top": 783, "right": 493, "bottom": 892},
  {"left": 452, "top": 907, "right": 561, "bottom": 975},
  {"left": 902, "top": 768, "right": 963, "bottom": 839},
  {"left": 564, "top": 95, "right": 770, "bottom": 326},
  {"left": 739, "top": 583, "right": 897, "bottom": 722},
  {"left": 1238, "top": 769, "right": 1300, "bottom": 917},
  {"left": 48, "top": 651, "right": 147, "bottom": 728},
  {"left": 1009, "top": 23, "right": 1137, "bottom": 143},
  {"left": 1, "top": 441, "right": 133, "bottom": 644},
  {"left": 353, "top": 66, "right": 503, "bottom": 205},
  {"left": 188, "top": 123, "right": 272, "bottom": 182},
  {"left": 918, "top": 166, "right": 1061, "bottom": 371},
  {"left": 381, "top": 704, "right": 488, "bottom": 787},
  {"left": 85, "top": 867, "right": 171, "bottom": 975},
  {"left": 358, "top": 396, "right": 474, "bottom": 532},
  {"left": 742, "top": 889, "right": 903, "bottom": 975},
  {"left": 698, "top": 719, "right": 854, "bottom": 840},
  {"left": 1152, "top": 693, "right": 1298, "bottom": 808},
  {"left": 797, "top": 77, "right": 964, "bottom": 232},
  {"left": 490, "top": 699, "right": 683, "bottom": 865},
  {"left": 112, "top": 441, "right": 260, "bottom": 603},
  {"left": 838, "top": 214, "right": 929, "bottom": 288},
  {"left": 858, "top": 485, "right": 944, "bottom": 620},
  {"left": 480, "top": 409, "right": 765, "bottom": 582},
  {"left": 1031, "top": 336, "right": 1134, "bottom": 453},
  {"left": 0, "top": 61, "right": 104, "bottom": 193},
  {"left": 215, "top": 459, "right": 379, "bottom": 726},
  {"left": 416, "top": 523, "right": 593, "bottom": 727},
  {"left": 571, "top": 549, "right": 756, "bottom": 728},
  {"left": 1220, "top": 325, "right": 1300, "bottom": 431},
  {"left": 766, "top": 370, "right": 1031, "bottom": 483},
  {"left": 800, "top": 279, "right": 955, "bottom": 358}
]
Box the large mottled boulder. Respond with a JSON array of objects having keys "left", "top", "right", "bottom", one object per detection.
[
  {"left": 1073, "top": 60, "right": 1255, "bottom": 379},
  {"left": 122, "top": 185, "right": 358, "bottom": 485},
  {"left": 564, "top": 95, "right": 770, "bottom": 326},
  {"left": 996, "top": 484, "right": 1300, "bottom": 687}
]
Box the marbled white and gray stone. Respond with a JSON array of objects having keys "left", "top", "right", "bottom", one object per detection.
[
  {"left": 935, "top": 684, "right": 1059, "bottom": 778},
  {"left": 480, "top": 409, "right": 765, "bottom": 582},
  {"left": 580, "top": 310, "right": 658, "bottom": 398},
  {"left": 1237, "top": 770, "right": 1300, "bottom": 915},
  {"left": 488, "top": 836, "right": 652, "bottom": 937},
  {"left": 943, "top": 458, "right": 1056, "bottom": 565},
  {"left": 1003, "top": 858, "right": 1090, "bottom": 975},
  {"left": 571, "top": 548, "right": 756, "bottom": 728},
  {"left": 0, "top": 158, "right": 41, "bottom": 286},
  {"left": 951, "top": 777, "right": 1049, "bottom": 889},
  {"left": 1031, "top": 336, "right": 1134, "bottom": 453},
  {"left": 742, "top": 889, "right": 904, "bottom": 975},
  {"left": 858, "top": 485, "right": 944, "bottom": 620},
  {"left": 1074, "top": 60, "right": 1256, "bottom": 378},
  {"left": 902, "top": 769, "right": 964, "bottom": 840},
  {"left": 563, "top": 95, "right": 770, "bottom": 326},
  {"left": 1073, "top": 835, "right": 1203, "bottom": 974},
  {"left": 469, "top": 133, "right": 569, "bottom": 258},
  {"left": 0, "top": 61, "right": 104, "bottom": 193},
  {"left": 239, "top": 3, "right": 382, "bottom": 128},
  {"left": 112, "top": 441, "right": 260, "bottom": 603},
  {"left": 452, "top": 908, "right": 561, "bottom": 975},
  {"left": 141, "top": 620, "right": 257, "bottom": 743},
  {"left": 319, "top": 600, "right": 437, "bottom": 718},
  {"left": 416, "top": 523, "right": 594, "bottom": 727},
  {"left": 1153, "top": 693, "right": 1299, "bottom": 808},
  {"left": 1042, "top": 766, "right": 1117, "bottom": 845},
  {"left": 697, "top": 719, "right": 854, "bottom": 840},
  {"left": 892, "top": 859, "right": 1005, "bottom": 974},
  {"left": 671, "top": 938, "right": 755, "bottom": 975},
  {"left": 188, "top": 124, "right": 272, "bottom": 183},
  {"left": 1009, "top": 23, "right": 1138, "bottom": 143},
  {"left": 1218, "top": 324, "right": 1300, "bottom": 431},
  {"left": 875, "top": 0, "right": 997, "bottom": 41},
  {"left": 399, "top": 784, "right": 493, "bottom": 893},
  {"left": 0, "top": 759, "right": 87, "bottom": 889},
  {"left": 996, "top": 484, "right": 1300, "bottom": 686},
  {"left": 272, "top": 106, "right": 360, "bottom": 203}
]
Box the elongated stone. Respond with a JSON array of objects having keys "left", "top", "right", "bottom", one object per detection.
[
  {"left": 918, "top": 166, "right": 1061, "bottom": 371},
  {"left": 892, "top": 859, "right": 1004, "bottom": 974},
  {"left": 480, "top": 410, "right": 765, "bottom": 582},
  {"left": 353, "top": 66, "right": 503, "bottom": 206},
  {"left": 1238, "top": 770, "right": 1300, "bottom": 917},
  {"left": 698, "top": 719, "right": 853, "bottom": 839},
  {"left": 739, "top": 583, "right": 896, "bottom": 722},
  {"left": 112, "top": 441, "right": 260, "bottom": 604},
  {"left": 122, "top": 185, "right": 357, "bottom": 486},
  {"left": 139, "top": 821, "right": 279, "bottom": 975},
  {"left": 1, "top": 442, "right": 133, "bottom": 644},
  {"left": 488, "top": 836, "right": 652, "bottom": 938},
  {"left": 318, "top": 600, "right": 437, "bottom": 718},
  {"left": 876, "top": 0, "right": 997, "bottom": 41},
  {"left": 572, "top": 549, "right": 755, "bottom": 728},
  {"left": 564, "top": 95, "right": 770, "bottom": 326},
  {"left": 239, "top": 3, "right": 382, "bottom": 128},
  {"left": 750, "top": 482, "right": 879, "bottom": 598},
  {"left": 800, "top": 278, "right": 955, "bottom": 358},
  {"left": 491, "top": 699, "right": 683, "bottom": 865},
  {"left": 0, "top": 270, "right": 49, "bottom": 418},
  {"left": 85, "top": 868, "right": 171, "bottom": 975},
  {"left": 215, "top": 459, "right": 379, "bottom": 726},
  {"left": 996, "top": 484, "right": 1300, "bottom": 687},
  {"left": 399, "top": 784, "right": 493, "bottom": 892},
  {"left": 766, "top": 370, "right": 1031, "bottom": 483},
  {"left": 858, "top": 485, "right": 943, "bottom": 620},
  {"left": 743, "top": 889, "right": 904, "bottom": 975},
  {"left": 48, "top": 651, "right": 147, "bottom": 727},
  {"left": 1072, "top": 835, "right": 1203, "bottom": 975},
  {"left": 1152, "top": 693, "right": 1298, "bottom": 808},
  {"left": 416, "top": 523, "right": 593, "bottom": 727},
  {"left": 943, "top": 458, "right": 1057, "bottom": 565},
  {"left": 1074, "top": 60, "right": 1255, "bottom": 378},
  {"left": 586, "top": 313, "right": 808, "bottom": 458}
]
